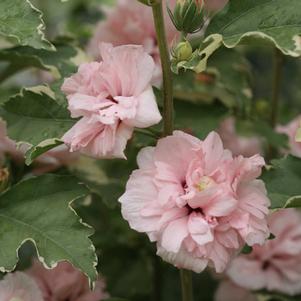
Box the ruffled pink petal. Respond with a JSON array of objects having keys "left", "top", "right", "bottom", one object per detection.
[
  {"left": 161, "top": 216, "right": 189, "bottom": 253},
  {"left": 202, "top": 131, "right": 226, "bottom": 174},
  {"left": 122, "top": 88, "right": 162, "bottom": 128},
  {"left": 137, "top": 146, "right": 156, "bottom": 169},
  {"left": 99, "top": 43, "right": 155, "bottom": 96},
  {"left": 188, "top": 212, "right": 214, "bottom": 245},
  {"left": 157, "top": 246, "right": 208, "bottom": 273},
  {"left": 154, "top": 131, "right": 201, "bottom": 182},
  {"left": 120, "top": 170, "right": 160, "bottom": 236},
  {"left": 227, "top": 257, "right": 266, "bottom": 290}
]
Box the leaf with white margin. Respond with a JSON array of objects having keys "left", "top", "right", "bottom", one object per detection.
[
  {"left": 0, "top": 174, "right": 97, "bottom": 282},
  {"left": 171, "top": 34, "right": 222, "bottom": 74},
  {"left": 206, "top": 0, "right": 301, "bottom": 57},
  {"left": 24, "top": 138, "right": 64, "bottom": 165},
  {"left": 0, "top": 87, "right": 75, "bottom": 163},
  {"left": 0, "top": 0, "right": 53, "bottom": 50},
  {"left": 261, "top": 155, "right": 301, "bottom": 209}
]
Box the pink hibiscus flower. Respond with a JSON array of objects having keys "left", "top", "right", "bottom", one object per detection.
[
  {"left": 61, "top": 43, "right": 162, "bottom": 159},
  {"left": 27, "top": 260, "right": 108, "bottom": 301},
  {"left": 227, "top": 209, "right": 301, "bottom": 296},
  {"left": 277, "top": 115, "right": 301, "bottom": 158},
  {"left": 87, "top": 0, "right": 178, "bottom": 86},
  {"left": 0, "top": 272, "right": 43, "bottom": 301},
  {"left": 119, "top": 131, "right": 270, "bottom": 273},
  {"left": 217, "top": 117, "right": 262, "bottom": 157},
  {"left": 215, "top": 280, "right": 257, "bottom": 301}
]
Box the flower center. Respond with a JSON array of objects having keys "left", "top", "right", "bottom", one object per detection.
[{"left": 196, "top": 176, "right": 215, "bottom": 192}]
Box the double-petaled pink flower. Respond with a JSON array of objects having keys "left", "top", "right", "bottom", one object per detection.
[
  {"left": 62, "top": 43, "right": 162, "bottom": 159},
  {"left": 0, "top": 272, "right": 43, "bottom": 301},
  {"left": 88, "top": 0, "right": 177, "bottom": 86},
  {"left": 227, "top": 209, "right": 301, "bottom": 296},
  {"left": 119, "top": 131, "right": 270, "bottom": 273},
  {"left": 27, "top": 260, "right": 108, "bottom": 301},
  {"left": 277, "top": 115, "right": 301, "bottom": 158}
]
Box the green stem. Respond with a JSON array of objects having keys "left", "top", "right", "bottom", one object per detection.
[
  {"left": 270, "top": 48, "right": 283, "bottom": 128},
  {"left": 180, "top": 269, "right": 194, "bottom": 301},
  {"left": 151, "top": 0, "right": 174, "bottom": 136}
]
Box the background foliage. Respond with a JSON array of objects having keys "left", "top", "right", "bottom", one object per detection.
[{"left": 0, "top": 0, "right": 301, "bottom": 300}]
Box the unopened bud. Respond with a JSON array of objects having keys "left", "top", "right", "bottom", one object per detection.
[
  {"left": 168, "top": 0, "right": 205, "bottom": 34},
  {"left": 173, "top": 41, "right": 193, "bottom": 61}
]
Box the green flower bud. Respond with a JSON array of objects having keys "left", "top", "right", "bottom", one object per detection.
[
  {"left": 173, "top": 41, "right": 193, "bottom": 61},
  {"left": 168, "top": 0, "right": 205, "bottom": 34}
]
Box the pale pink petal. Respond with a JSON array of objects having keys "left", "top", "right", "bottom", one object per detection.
[
  {"left": 227, "top": 257, "right": 266, "bottom": 290},
  {"left": 154, "top": 131, "right": 201, "bottom": 181},
  {"left": 27, "top": 261, "right": 107, "bottom": 301},
  {"left": 215, "top": 280, "right": 257, "bottom": 301},
  {"left": 0, "top": 272, "right": 43, "bottom": 301},
  {"left": 188, "top": 213, "right": 214, "bottom": 245},
  {"left": 111, "top": 123, "right": 133, "bottom": 158},
  {"left": 157, "top": 246, "right": 208, "bottom": 273},
  {"left": 161, "top": 216, "right": 189, "bottom": 253},
  {"left": 202, "top": 131, "right": 225, "bottom": 174},
  {"left": 122, "top": 89, "right": 162, "bottom": 128},
  {"left": 204, "top": 196, "right": 237, "bottom": 217},
  {"left": 137, "top": 146, "right": 155, "bottom": 169},
  {"left": 120, "top": 170, "right": 160, "bottom": 236},
  {"left": 99, "top": 43, "right": 155, "bottom": 96}
]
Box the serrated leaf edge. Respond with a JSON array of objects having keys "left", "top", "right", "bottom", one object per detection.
[
  {"left": 0, "top": 176, "right": 98, "bottom": 284},
  {"left": 1, "top": 0, "right": 55, "bottom": 50},
  {"left": 208, "top": 32, "right": 301, "bottom": 57}
]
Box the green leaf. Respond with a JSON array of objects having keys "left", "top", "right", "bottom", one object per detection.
[
  {"left": 0, "top": 0, "right": 53, "bottom": 50},
  {"left": 0, "top": 42, "right": 78, "bottom": 82},
  {"left": 175, "top": 101, "right": 227, "bottom": 139},
  {"left": 206, "top": 0, "right": 301, "bottom": 57},
  {"left": 24, "top": 138, "right": 64, "bottom": 166},
  {"left": 0, "top": 174, "right": 97, "bottom": 282},
  {"left": 174, "top": 47, "right": 252, "bottom": 113},
  {"left": 262, "top": 156, "right": 301, "bottom": 209},
  {"left": 0, "top": 88, "right": 75, "bottom": 162},
  {"left": 70, "top": 155, "right": 131, "bottom": 209}
]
